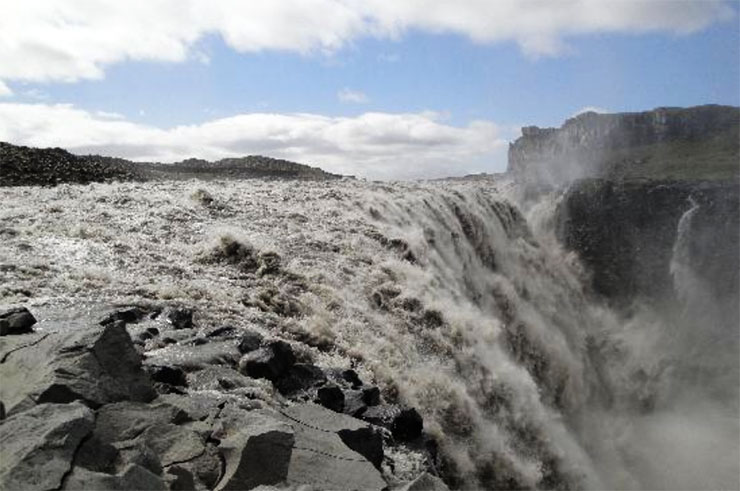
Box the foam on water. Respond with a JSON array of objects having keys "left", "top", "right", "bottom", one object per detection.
[{"left": 0, "top": 178, "right": 737, "bottom": 489}]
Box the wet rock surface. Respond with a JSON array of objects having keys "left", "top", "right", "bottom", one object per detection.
[
  {"left": 556, "top": 178, "right": 739, "bottom": 307},
  {"left": 0, "top": 306, "right": 437, "bottom": 490}
]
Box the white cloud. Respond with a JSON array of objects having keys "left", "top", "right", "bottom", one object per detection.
[
  {"left": 338, "top": 88, "right": 369, "bottom": 104},
  {"left": 0, "top": 80, "right": 11, "bottom": 97},
  {"left": 0, "top": 1, "right": 733, "bottom": 83},
  {"left": 0, "top": 103, "right": 508, "bottom": 179}
]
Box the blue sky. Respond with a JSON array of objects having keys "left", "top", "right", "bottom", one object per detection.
[{"left": 0, "top": 1, "right": 738, "bottom": 179}]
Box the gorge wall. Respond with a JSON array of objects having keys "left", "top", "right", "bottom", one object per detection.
[{"left": 510, "top": 105, "right": 740, "bottom": 313}]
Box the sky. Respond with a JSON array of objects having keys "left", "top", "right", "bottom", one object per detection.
[{"left": 0, "top": 1, "right": 738, "bottom": 179}]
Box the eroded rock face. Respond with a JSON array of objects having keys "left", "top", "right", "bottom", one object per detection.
[
  {"left": 0, "top": 402, "right": 95, "bottom": 491},
  {"left": 0, "top": 321, "right": 155, "bottom": 415},
  {"left": 556, "top": 179, "right": 739, "bottom": 308}
]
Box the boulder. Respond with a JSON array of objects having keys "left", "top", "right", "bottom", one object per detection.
[
  {"left": 362, "top": 405, "right": 423, "bottom": 442},
  {"left": 237, "top": 330, "right": 264, "bottom": 354},
  {"left": 99, "top": 306, "right": 153, "bottom": 326},
  {"left": 275, "top": 363, "right": 327, "bottom": 396},
  {"left": 279, "top": 403, "right": 386, "bottom": 490},
  {"left": 0, "top": 322, "right": 155, "bottom": 416},
  {"left": 316, "top": 385, "right": 345, "bottom": 413},
  {"left": 0, "top": 402, "right": 94, "bottom": 491},
  {"left": 148, "top": 365, "right": 188, "bottom": 387},
  {"left": 207, "top": 325, "right": 237, "bottom": 338},
  {"left": 214, "top": 406, "right": 295, "bottom": 490},
  {"left": 0, "top": 306, "right": 36, "bottom": 335},
  {"left": 166, "top": 307, "right": 194, "bottom": 330},
  {"left": 343, "top": 389, "right": 368, "bottom": 417},
  {"left": 341, "top": 369, "right": 363, "bottom": 388},
  {"left": 338, "top": 427, "right": 384, "bottom": 469},
  {"left": 363, "top": 386, "right": 381, "bottom": 406},
  {"left": 238, "top": 341, "right": 295, "bottom": 382}
]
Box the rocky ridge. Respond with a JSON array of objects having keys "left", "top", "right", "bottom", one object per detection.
[{"left": 0, "top": 142, "right": 341, "bottom": 186}]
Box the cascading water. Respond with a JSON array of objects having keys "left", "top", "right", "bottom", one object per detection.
[{"left": 0, "top": 178, "right": 737, "bottom": 490}]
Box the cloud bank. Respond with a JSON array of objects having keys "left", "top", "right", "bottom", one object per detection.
[
  {"left": 0, "top": 1, "right": 734, "bottom": 86},
  {"left": 0, "top": 103, "right": 506, "bottom": 179}
]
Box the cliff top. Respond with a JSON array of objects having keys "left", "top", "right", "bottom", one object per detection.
[{"left": 509, "top": 104, "right": 740, "bottom": 184}]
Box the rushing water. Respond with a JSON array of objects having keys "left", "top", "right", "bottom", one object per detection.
[{"left": 0, "top": 178, "right": 737, "bottom": 490}]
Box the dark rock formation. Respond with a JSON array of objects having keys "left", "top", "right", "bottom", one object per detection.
[
  {"left": 0, "top": 306, "right": 36, "bottom": 335},
  {"left": 236, "top": 330, "right": 264, "bottom": 354},
  {"left": 556, "top": 178, "right": 739, "bottom": 309},
  {"left": 165, "top": 307, "right": 194, "bottom": 330},
  {"left": 238, "top": 340, "right": 296, "bottom": 381},
  {"left": 0, "top": 141, "right": 342, "bottom": 187},
  {"left": 275, "top": 363, "right": 327, "bottom": 396},
  {"left": 316, "top": 384, "right": 345, "bottom": 412},
  {"left": 362, "top": 405, "right": 424, "bottom": 442},
  {"left": 508, "top": 105, "right": 739, "bottom": 186}
]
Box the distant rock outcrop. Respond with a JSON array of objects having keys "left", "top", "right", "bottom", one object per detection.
[
  {"left": 508, "top": 105, "right": 739, "bottom": 186},
  {"left": 0, "top": 142, "right": 341, "bottom": 186}
]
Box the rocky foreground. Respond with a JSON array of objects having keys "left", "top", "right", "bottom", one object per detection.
[{"left": 0, "top": 304, "right": 445, "bottom": 491}]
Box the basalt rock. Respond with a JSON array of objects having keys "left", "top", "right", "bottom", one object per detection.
[
  {"left": 238, "top": 340, "right": 296, "bottom": 382},
  {"left": 0, "top": 321, "right": 155, "bottom": 416},
  {"left": 0, "top": 306, "right": 36, "bottom": 335},
  {"left": 214, "top": 406, "right": 295, "bottom": 491},
  {"left": 0, "top": 402, "right": 95, "bottom": 491},
  {"left": 279, "top": 403, "right": 386, "bottom": 490},
  {"left": 362, "top": 405, "right": 424, "bottom": 442}
]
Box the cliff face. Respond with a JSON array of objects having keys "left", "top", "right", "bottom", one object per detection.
[
  {"left": 520, "top": 105, "right": 740, "bottom": 313},
  {"left": 556, "top": 179, "right": 739, "bottom": 310},
  {"left": 508, "top": 105, "right": 739, "bottom": 185}
]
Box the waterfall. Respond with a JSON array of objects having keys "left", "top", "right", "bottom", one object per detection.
[{"left": 0, "top": 179, "right": 737, "bottom": 490}]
